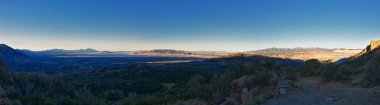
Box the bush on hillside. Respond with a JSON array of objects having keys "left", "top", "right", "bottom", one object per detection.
[{"left": 298, "top": 59, "right": 321, "bottom": 77}]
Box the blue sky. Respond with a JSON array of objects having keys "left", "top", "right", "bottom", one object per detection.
[{"left": 0, "top": 0, "right": 380, "bottom": 51}]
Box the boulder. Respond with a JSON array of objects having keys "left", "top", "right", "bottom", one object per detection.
[
  {"left": 230, "top": 76, "right": 255, "bottom": 93},
  {"left": 278, "top": 87, "right": 287, "bottom": 95},
  {"left": 277, "top": 80, "right": 289, "bottom": 95},
  {"left": 240, "top": 87, "right": 259, "bottom": 103}
]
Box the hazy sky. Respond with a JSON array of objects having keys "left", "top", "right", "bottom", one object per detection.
[{"left": 1, "top": 0, "right": 380, "bottom": 51}]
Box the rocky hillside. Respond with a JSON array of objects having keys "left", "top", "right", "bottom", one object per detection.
[
  {"left": 297, "top": 39, "right": 380, "bottom": 87},
  {"left": 264, "top": 40, "right": 380, "bottom": 105},
  {"left": 349, "top": 40, "right": 380, "bottom": 61},
  {"left": 345, "top": 40, "right": 380, "bottom": 66}
]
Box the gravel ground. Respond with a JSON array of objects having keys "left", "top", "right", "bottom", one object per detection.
[{"left": 263, "top": 78, "right": 380, "bottom": 105}]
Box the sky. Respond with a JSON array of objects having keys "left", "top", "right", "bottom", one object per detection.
[{"left": 0, "top": 0, "right": 380, "bottom": 52}]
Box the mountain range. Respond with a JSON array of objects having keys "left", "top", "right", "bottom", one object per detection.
[
  {"left": 245, "top": 47, "right": 361, "bottom": 61},
  {"left": 129, "top": 49, "right": 231, "bottom": 58},
  {"left": 0, "top": 44, "right": 362, "bottom": 62}
]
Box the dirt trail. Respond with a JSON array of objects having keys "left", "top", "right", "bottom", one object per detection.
[{"left": 264, "top": 78, "right": 380, "bottom": 105}]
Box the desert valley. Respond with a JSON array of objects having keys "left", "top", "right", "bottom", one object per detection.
[{"left": 1, "top": 0, "right": 380, "bottom": 105}]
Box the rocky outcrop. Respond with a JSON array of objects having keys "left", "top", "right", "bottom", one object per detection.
[
  {"left": 370, "top": 40, "right": 380, "bottom": 50},
  {"left": 230, "top": 76, "right": 255, "bottom": 93},
  {"left": 350, "top": 40, "right": 380, "bottom": 61},
  {"left": 363, "top": 40, "right": 380, "bottom": 52},
  {"left": 276, "top": 80, "right": 289, "bottom": 95},
  {"left": 221, "top": 76, "right": 260, "bottom": 105}
]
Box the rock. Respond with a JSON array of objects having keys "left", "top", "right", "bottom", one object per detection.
[
  {"left": 240, "top": 87, "right": 259, "bottom": 103},
  {"left": 363, "top": 40, "right": 380, "bottom": 52},
  {"left": 278, "top": 81, "right": 289, "bottom": 88},
  {"left": 350, "top": 40, "right": 380, "bottom": 61},
  {"left": 370, "top": 40, "right": 380, "bottom": 50},
  {"left": 277, "top": 80, "right": 289, "bottom": 95},
  {"left": 240, "top": 88, "right": 249, "bottom": 102},
  {"left": 279, "top": 87, "right": 287, "bottom": 95},
  {"left": 230, "top": 76, "right": 255, "bottom": 93}
]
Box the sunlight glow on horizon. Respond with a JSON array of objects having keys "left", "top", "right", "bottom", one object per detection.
[
  {"left": 1, "top": 32, "right": 375, "bottom": 52},
  {"left": 1, "top": 0, "right": 380, "bottom": 51}
]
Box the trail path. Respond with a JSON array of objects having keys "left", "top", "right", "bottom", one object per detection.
[{"left": 264, "top": 78, "right": 380, "bottom": 105}]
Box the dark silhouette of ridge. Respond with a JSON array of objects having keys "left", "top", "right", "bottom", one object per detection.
[{"left": 0, "top": 44, "right": 31, "bottom": 65}]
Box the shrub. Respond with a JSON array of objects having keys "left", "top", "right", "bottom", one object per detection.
[
  {"left": 298, "top": 59, "right": 321, "bottom": 77},
  {"left": 284, "top": 69, "right": 297, "bottom": 81},
  {"left": 102, "top": 90, "right": 124, "bottom": 101},
  {"left": 320, "top": 65, "right": 334, "bottom": 81},
  {"left": 186, "top": 75, "right": 212, "bottom": 98}
]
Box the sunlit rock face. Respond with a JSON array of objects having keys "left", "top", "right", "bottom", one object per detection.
[
  {"left": 350, "top": 40, "right": 380, "bottom": 61},
  {"left": 370, "top": 40, "right": 380, "bottom": 50},
  {"left": 359, "top": 40, "right": 380, "bottom": 53},
  {"left": 364, "top": 40, "right": 380, "bottom": 52}
]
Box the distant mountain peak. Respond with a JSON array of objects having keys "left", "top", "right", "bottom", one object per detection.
[
  {"left": 40, "top": 48, "right": 99, "bottom": 55},
  {"left": 0, "top": 44, "right": 23, "bottom": 53},
  {"left": 45, "top": 48, "right": 98, "bottom": 52},
  {"left": 0, "top": 44, "right": 12, "bottom": 48},
  {"left": 81, "top": 48, "right": 98, "bottom": 52},
  {"left": 0, "top": 44, "right": 31, "bottom": 65}
]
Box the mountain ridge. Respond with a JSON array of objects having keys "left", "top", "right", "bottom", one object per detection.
[
  {"left": 0, "top": 44, "right": 32, "bottom": 65},
  {"left": 0, "top": 43, "right": 363, "bottom": 61}
]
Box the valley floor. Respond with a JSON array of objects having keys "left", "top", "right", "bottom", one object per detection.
[{"left": 264, "top": 78, "right": 380, "bottom": 105}]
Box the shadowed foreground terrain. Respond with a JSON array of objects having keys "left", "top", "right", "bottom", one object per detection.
[{"left": 265, "top": 78, "right": 380, "bottom": 105}]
